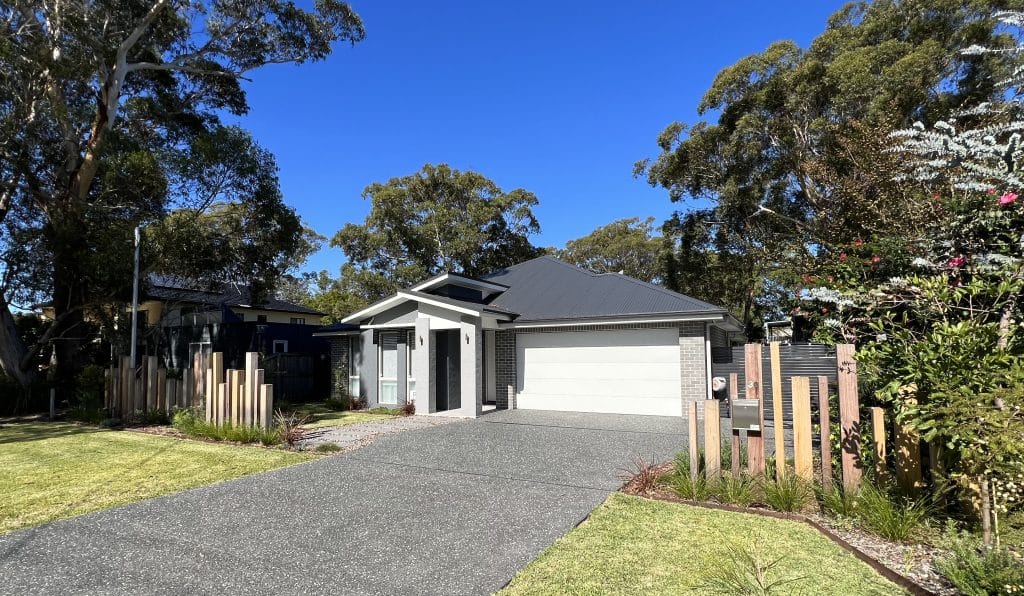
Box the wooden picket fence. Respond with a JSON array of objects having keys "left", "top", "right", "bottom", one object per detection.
[
  {"left": 105, "top": 351, "right": 274, "bottom": 430},
  {"left": 692, "top": 343, "right": 924, "bottom": 492}
]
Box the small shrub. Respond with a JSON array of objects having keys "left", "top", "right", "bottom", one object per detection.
[
  {"left": 137, "top": 408, "right": 170, "bottom": 426},
  {"left": 400, "top": 400, "right": 415, "bottom": 416},
  {"left": 817, "top": 482, "right": 860, "bottom": 519},
  {"left": 669, "top": 471, "right": 711, "bottom": 501},
  {"left": 712, "top": 475, "right": 757, "bottom": 507},
  {"left": 720, "top": 439, "right": 747, "bottom": 472},
  {"left": 855, "top": 483, "right": 932, "bottom": 542},
  {"left": 620, "top": 454, "right": 662, "bottom": 495},
  {"left": 762, "top": 474, "right": 814, "bottom": 513},
  {"left": 937, "top": 529, "right": 1024, "bottom": 596},
  {"left": 66, "top": 405, "right": 106, "bottom": 424},
  {"left": 315, "top": 443, "right": 342, "bottom": 453},
  {"left": 274, "top": 409, "right": 312, "bottom": 447},
  {"left": 699, "top": 536, "right": 805, "bottom": 595},
  {"left": 367, "top": 406, "right": 400, "bottom": 415},
  {"left": 350, "top": 396, "right": 367, "bottom": 410},
  {"left": 172, "top": 407, "right": 281, "bottom": 445},
  {"left": 324, "top": 396, "right": 349, "bottom": 411}
]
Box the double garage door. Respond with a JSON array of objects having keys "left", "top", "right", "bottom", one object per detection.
[{"left": 515, "top": 328, "right": 683, "bottom": 416}]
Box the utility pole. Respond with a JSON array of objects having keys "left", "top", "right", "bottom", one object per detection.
[{"left": 130, "top": 225, "right": 142, "bottom": 369}]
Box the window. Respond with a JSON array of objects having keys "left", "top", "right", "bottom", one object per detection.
[
  {"left": 290, "top": 317, "right": 306, "bottom": 325},
  {"left": 407, "top": 330, "right": 416, "bottom": 401},
  {"left": 272, "top": 340, "right": 288, "bottom": 353},
  {"left": 378, "top": 331, "right": 399, "bottom": 405},
  {"left": 257, "top": 314, "right": 268, "bottom": 323},
  {"left": 348, "top": 335, "right": 361, "bottom": 397}
]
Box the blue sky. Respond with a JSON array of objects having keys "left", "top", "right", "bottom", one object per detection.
[{"left": 235, "top": 1, "right": 846, "bottom": 275}]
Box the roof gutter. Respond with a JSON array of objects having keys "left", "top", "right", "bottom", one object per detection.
[{"left": 500, "top": 312, "right": 729, "bottom": 329}]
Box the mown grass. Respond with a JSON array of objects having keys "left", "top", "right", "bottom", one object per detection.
[
  {"left": 501, "top": 493, "right": 904, "bottom": 595},
  {"left": 285, "top": 402, "right": 398, "bottom": 429},
  {"left": 0, "top": 421, "right": 312, "bottom": 535}
]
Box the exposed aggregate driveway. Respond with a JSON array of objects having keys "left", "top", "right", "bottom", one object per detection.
[{"left": 0, "top": 409, "right": 687, "bottom": 595}]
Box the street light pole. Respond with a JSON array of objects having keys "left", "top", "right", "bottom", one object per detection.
[{"left": 129, "top": 225, "right": 142, "bottom": 369}]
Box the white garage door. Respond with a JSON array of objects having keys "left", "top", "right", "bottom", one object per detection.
[{"left": 516, "top": 328, "right": 683, "bottom": 416}]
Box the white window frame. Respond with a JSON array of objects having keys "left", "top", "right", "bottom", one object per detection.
[
  {"left": 272, "top": 339, "right": 288, "bottom": 354},
  {"left": 290, "top": 317, "right": 306, "bottom": 325},
  {"left": 348, "top": 335, "right": 361, "bottom": 398},
  {"left": 378, "top": 331, "right": 399, "bottom": 405},
  {"left": 407, "top": 330, "right": 416, "bottom": 401}
]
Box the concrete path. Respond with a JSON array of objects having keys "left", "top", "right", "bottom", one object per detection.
[{"left": 0, "top": 410, "right": 688, "bottom": 595}]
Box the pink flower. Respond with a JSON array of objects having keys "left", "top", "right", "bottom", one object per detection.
[
  {"left": 949, "top": 256, "right": 966, "bottom": 268},
  {"left": 988, "top": 188, "right": 998, "bottom": 195},
  {"left": 999, "top": 192, "right": 1018, "bottom": 205},
  {"left": 871, "top": 255, "right": 881, "bottom": 263},
  {"left": 839, "top": 253, "right": 847, "bottom": 262},
  {"left": 853, "top": 239, "right": 864, "bottom": 247}
]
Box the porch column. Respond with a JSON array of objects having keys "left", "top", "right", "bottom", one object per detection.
[
  {"left": 413, "top": 317, "right": 434, "bottom": 413},
  {"left": 459, "top": 317, "right": 483, "bottom": 417}
]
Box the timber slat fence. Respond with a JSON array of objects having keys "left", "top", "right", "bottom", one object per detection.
[{"left": 104, "top": 351, "right": 274, "bottom": 430}]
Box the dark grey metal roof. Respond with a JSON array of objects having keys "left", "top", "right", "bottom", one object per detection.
[
  {"left": 481, "top": 256, "right": 727, "bottom": 322},
  {"left": 146, "top": 275, "right": 324, "bottom": 316},
  {"left": 401, "top": 290, "right": 518, "bottom": 317}
]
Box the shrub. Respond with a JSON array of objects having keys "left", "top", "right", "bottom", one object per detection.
[
  {"left": 350, "top": 396, "right": 367, "bottom": 410},
  {"left": 855, "top": 483, "right": 932, "bottom": 542},
  {"left": 620, "top": 454, "right": 662, "bottom": 495},
  {"left": 720, "top": 439, "right": 747, "bottom": 472},
  {"left": 137, "top": 408, "right": 170, "bottom": 426},
  {"left": 817, "top": 483, "right": 860, "bottom": 519},
  {"left": 712, "top": 475, "right": 757, "bottom": 507},
  {"left": 669, "top": 471, "right": 711, "bottom": 501},
  {"left": 274, "top": 409, "right": 312, "bottom": 447},
  {"left": 367, "top": 406, "right": 400, "bottom": 415},
  {"left": 172, "top": 408, "right": 281, "bottom": 446},
  {"left": 762, "top": 474, "right": 814, "bottom": 513},
  {"left": 937, "top": 529, "right": 1024, "bottom": 596},
  {"left": 400, "top": 400, "right": 415, "bottom": 416},
  {"left": 324, "top": 396, "right": 349, "bottom": 411},
  {"left": 315, "top": 443, "right": 342, "bottom": 453},
  {"left": 699, "top": 536, "right": 805, "bottom": 595}
]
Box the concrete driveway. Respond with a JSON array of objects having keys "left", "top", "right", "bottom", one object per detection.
[{"left": 0, "top": 410, "right": 687, "bottom": 595}]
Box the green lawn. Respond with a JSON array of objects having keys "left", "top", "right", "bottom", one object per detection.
[
  {"left": 0, "top": 421, "right": 312, "bottom": 535},
  {"left": 503, "top": 493, "right": 904, "bottom": 595},
  {"left": 286, "top": 402, "right": 398, "bottom": 429}
]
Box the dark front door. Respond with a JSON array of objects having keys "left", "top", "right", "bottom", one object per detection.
[{"left": 435, "top": 330, "right": 461, "bottom": 411}]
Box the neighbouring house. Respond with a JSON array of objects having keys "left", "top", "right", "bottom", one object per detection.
[
  {"left": 314, "top": 256, "right": 741, "bottom": 418},
  {"left": 139, "top": 276, "right": 330, "bottom": 399}
]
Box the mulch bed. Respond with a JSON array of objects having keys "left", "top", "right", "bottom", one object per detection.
[{"left": 621, "top": 469, "right": 955, "bottom": 596}]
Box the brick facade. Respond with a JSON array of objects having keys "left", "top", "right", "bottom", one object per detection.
[
  {"left": 678, "top": 322, "right": 707, "bottom": 422},
  {"left": 495, "top": 329, "right": 516, "bottom": 410}
]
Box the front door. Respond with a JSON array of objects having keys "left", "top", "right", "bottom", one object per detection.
[{"left": 434, "top": 330, "right": 461, "bottom": 411}]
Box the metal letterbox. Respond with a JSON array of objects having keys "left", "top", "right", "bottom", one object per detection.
[{"left": 732, "top": 399, "right": 761, "bottom": 432}]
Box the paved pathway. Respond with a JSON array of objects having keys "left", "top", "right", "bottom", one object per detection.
[{"left": 0, "top": 409, "right": 688, "bottom": 595}]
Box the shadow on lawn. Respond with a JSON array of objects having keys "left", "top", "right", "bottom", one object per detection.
[{"left": 0, "top": 421, "right": 108, "bottom": 445}]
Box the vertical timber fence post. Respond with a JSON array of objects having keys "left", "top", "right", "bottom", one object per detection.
[
  {"left": 836, "top": 343, "right": 862, "bottom": 492},
  {"left": 744, "top": 343, "right": 765, "bottom": 477},
  {"left": 769, "top": 341, "right": 785, "bottom": 479},
  {"left": 818, "top": 375, "right": 833, "bottom": 488}
]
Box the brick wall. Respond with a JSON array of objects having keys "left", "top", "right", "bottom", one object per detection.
[
  {"left": 495, "top": 329, "right": 515, "bottom": 410},
  {"left": 678, "top": 322, "right": 707, "bottom": 422},
  {"left": 328, "top": 336, "right": 350, "bottom": 401}
]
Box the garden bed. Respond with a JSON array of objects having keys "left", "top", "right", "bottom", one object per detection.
[{"left": 621, "top": 463, "right": 953, "bottom": 595}]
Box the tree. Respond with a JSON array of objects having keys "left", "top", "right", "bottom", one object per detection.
[
  {"left": 636, "top": 0, "right": 1023, "bottom": 333},
  {"left": 329, "top": 163, "right": 543, "bottom": 306},
  {"left": 0, "top": 0, "right": 365, "bottom": 388},
  {"left": 555, "top": 217, "right": 663, "bottom": 282}
]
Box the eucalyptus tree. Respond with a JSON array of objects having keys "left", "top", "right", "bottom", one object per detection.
[
  {"left": 0, "top": 0, "right": 364, "bottom": 388},
  {"left": 556, "top": 217, "right": 664, "bottom": 282}
]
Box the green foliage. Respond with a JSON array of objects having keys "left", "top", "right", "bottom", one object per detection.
[
  {"left": 325, "top": 163, "right": 543, "bottom": 309},
  {"left": 699, "top": 536, "right": 805, "bottom": 595},
  {"left": 817, "top": 483, "right": 861, "bottom": 519},
  {"left": 854, "top": 483, "right": 933, "bottom": 542},
  {"left": 314, "top": 443, "right": 342, "bottom": 453},
  {"left": 667, "top": 471, "right": 711, "bottom": 502},
  {"left": 937, "top": 528, "right": 1024, "bottom": 596},
  {"left": 171, "top": 408, "right": 281, "bottom": 446},
  {"left": 711, "top": 475, "right": 758, "bottom": 508},
  {"left": 761, "top": 475, "right": 814, "bottom": 513},
  {"left": 324, "top": 396, "right": 349, "bottom": 411},
  {"left": 555, "top": 217, "right": 664, "bottom": 282}
]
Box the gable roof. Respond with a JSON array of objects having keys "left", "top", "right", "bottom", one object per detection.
[
  {"left": 147, "top": 275, "right": 324, "bottom": 316},
  {"left": 481, "top": 256, "right": 727, "bottom": 323}
]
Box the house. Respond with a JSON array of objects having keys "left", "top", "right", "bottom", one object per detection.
[
  {"left": 140, "top": 276, "right": 330, "bottom": 398},
  {"left": 314, "top": 256, "right": 741, "bottom": 417}
]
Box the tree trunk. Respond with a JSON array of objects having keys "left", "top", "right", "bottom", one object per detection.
[
  {"left": 47, "top": 210, "right": 90, "bottom": 387},
  {"left": 0, "top": 299, "right": 36, "bottom": 390}
]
